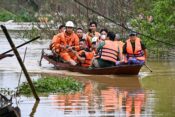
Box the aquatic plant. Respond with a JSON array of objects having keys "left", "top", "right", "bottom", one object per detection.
[
  {"left": 18, "top": 76, "right": 83, "bottom": 95},
  {"left": 0, "top": 88, "right": 16, "bottom": 96}
]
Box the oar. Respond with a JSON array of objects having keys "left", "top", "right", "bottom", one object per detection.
[
  {"left": 1, "top": 36, "right": 40, "bottom": 55},
  {"left": 144, "top": 64, "right": 153, "bottom": 72}
]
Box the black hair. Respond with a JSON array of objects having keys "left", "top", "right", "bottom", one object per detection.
[
  {"left": 77, "top": 27, "right": 83, "bottom": 31},
  {"left": 100, "top": 28, "right": 108, "bottom": 33},
  {"left": 107, "top": 32, "right": 115, "bottom": 41},
  {"left": 90, "top": 21, "right": 97, "bottom": 27},
  {"left": 59, "top": 24, "right": 65, "bottom": 30}
]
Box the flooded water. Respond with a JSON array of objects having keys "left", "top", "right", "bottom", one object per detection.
[{"left": 0, "top": 32, "right": 175, "bottom": 117}]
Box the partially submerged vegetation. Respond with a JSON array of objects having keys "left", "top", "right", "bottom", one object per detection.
[{"left": 19, "top": 76, "right": 83, "bottom": 95}]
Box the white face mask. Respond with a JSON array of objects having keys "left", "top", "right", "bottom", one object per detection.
[{"left": 101, "top": 35, "right": 106, "bottom": 40}]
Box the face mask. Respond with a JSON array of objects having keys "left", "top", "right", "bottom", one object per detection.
[{"left": 101, "top": 35, "right": 106, "bottom": 40}]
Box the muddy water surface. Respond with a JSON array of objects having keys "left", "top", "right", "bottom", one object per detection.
[{"left": 0, "top": 32, "right": 175, "bottom": 117}]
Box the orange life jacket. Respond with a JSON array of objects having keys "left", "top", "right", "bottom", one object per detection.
[
  {"left": 79, "top": 50, "right": 94, "bottom": 67},
  {"left": 97, "top": 40, "right": 119, "bottom": 63},
  {"left": 126, "top": 38, "right": 145, "bottom": 61}
]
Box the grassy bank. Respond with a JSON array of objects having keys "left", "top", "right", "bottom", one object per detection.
[{"left": 19, "top": 76, "right": 83, "bottom": 96}]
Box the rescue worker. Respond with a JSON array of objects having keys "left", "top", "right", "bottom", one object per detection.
[
  {"left": 51, "top": 21, "right": 79, "bottom": 66},
  {"left": 86, "top": 21, "right": 100, "bottom": 48},
  {"left": 50, "top": 24, "right": 65, "bottom": 50},
  {"left": 72, "top": 39, "right": 94, "bottom": 67},
  {"left": 123, "top": 32, "right": 147, "bottom": 65},
  {"left": 92, "top": 32, "right": 119, "bottom": 68}
]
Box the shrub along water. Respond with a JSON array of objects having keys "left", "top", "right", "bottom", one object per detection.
[{"left": 19, "top": 76, "right": 83, "bottom": 95}]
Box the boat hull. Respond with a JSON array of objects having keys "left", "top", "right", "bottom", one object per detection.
[{"left": 42, "top": 54, "right": 142, "bottom": 75}]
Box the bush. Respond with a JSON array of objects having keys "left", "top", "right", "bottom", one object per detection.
[
  {"left": 19, "top": 76, "right": 83, "bottom": 95},
  {"left": 0, "top": 8, "right": 16, "bottom": 21}
]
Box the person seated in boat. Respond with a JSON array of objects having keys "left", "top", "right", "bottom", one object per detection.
[
  {"left": 72, "top": 39, "right": 94, "bottom": 68},
  {"left": 50, "top": 24, "right": 65, "bottom": 50},
  {"left": 95, "top": 28, "right": 108, "bottom": 47},
  {"left": 86, "top": 21, "right": 100, "bottom": 48},
  {"left": 90, "top": 36, "right": 98, "bottom": 54},
  {"left": 51, "top": 21, "right": 80, "bottom": 66},
  {"left": 92, "top": 32, "right": 120, "bottom": 68},
  {"left": 76, "top": 28, "right": 86, "bottom": 41},
  {"left": 99, "top": 28, "right": 108, "bottom": 42},
  {"left": 114, "top": 33, "right": 124, "bottom": 65},
  {"left": 123, "top": 31, "right": 147, "bottom": 65}
]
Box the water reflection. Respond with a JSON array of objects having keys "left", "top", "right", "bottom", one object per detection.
[
  {"left": 48, "top": 76, "right": 146, "bottom": 117},
  {"left": 30, "top": 100, "right": 39, "bottom": 117}
]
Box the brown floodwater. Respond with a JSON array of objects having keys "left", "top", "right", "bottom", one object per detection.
[{"left": 0, "top": 32, "right": 175, "bottom": 117}]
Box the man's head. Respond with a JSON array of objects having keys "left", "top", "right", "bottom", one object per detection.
[
  {"left": 76, "top": 28, "right": 84, "bottom": 38},
  {"left": 89, "top": 21, "right": 97, "bottom": 32},
  {"left": 115, "top": 33, "right": 120, "bottom": 41},
  {"left": 100, "top": 28, "right": 108, "bottom": 40},
  {"left": 79, "top": 39, "right": 87, "bottom": 50},
  {"left": 65, "top": 21, "right": 75, "bottom": 34},
  {"left": 129, "top": 31, "right": 137, "bottom": 41},
  {"left": 58, "top": 24, "right": 65, "bottom": 33},
  {"left": 106, "top": 32, "right": 115, "bottom": 41}
]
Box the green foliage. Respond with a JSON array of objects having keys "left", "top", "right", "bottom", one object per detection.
[
  {"left": 131, "top": 0, "right": 175, "bottom": 49},
  {"left": 15, "top": 9, "right": 37, "bottom": 22},
  {"left": 19, "top": 76, "right": 83, "bottom": 95},
  {"left": 0, "top": 8, "right": 17, "bottom": 21},
  {"left": 21, "top": 26, "right": 40, "bottom": 39},
  {"left": 0, "top": 88, "right": 16, "bottom": 95},
  {"left": 0, "top": 8, "right": 37, "bottom": 22}
]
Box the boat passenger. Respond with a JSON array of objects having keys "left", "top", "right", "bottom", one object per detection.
[
  {"left": 72, "top": 39, "right": 94, "bottom": 67},
  {"left": 97, "top": 28, "right": 108, "bottom": 45},
  {"left": 51, "top": 21, "right": 79, "bottom": 66},
  {"left": 123, "top": 31, "right": 147, "bottom": 65},
  {"left": 114, "top": 33, "right": 124, "bottom": 65},
  {"left": 50, "top": 24, "right": 65, "bottom": 50},
  {"left": 76, "top": 28, "right": 86, "bottom": 41},
  {"left": 92, "top": 32, "right": 120, "bottom": 68},
  {"left": 86, "top": 21, "right": 100, "bottom": 48},
  {"left": 91, "top": 37, "right": 98, "bottom": 54}
]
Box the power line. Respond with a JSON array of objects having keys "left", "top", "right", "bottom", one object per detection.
[{"left": 74, "top": 0, "right": 175, "bottom": 47}]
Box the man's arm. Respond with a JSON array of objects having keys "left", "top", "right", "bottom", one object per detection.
[
  {"left": 144, "top": 49, "right": 148, "bottom": 61},
  {"left": 72, "top": 50, "right": 85, "bottom": 63},
  {"left": 73, "top": 34, "right": 80, "bottom": 51}
]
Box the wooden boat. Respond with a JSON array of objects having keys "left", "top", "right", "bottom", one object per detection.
[
  {"left": 41, "top": 51, "right": 142, "bottom": 75},
  {"left": 0, "top": 94, "right": 21, "bottom": 117}
]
